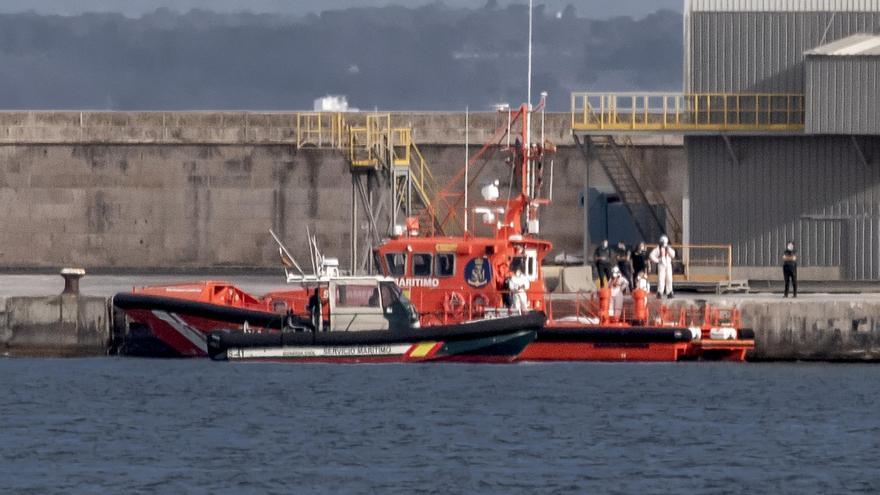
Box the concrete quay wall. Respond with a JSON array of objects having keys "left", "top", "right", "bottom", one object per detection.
[
  {"left": 663, "top": 297, "right": 880, "bottom": 361},
  {"left": 740, "top": 300, "right": 880, "bottom": 361},
  {"left": 0, "top": 294, "right": 109, "bottom": 357},
  {"left": 2, "top": 291, "right": 879, "bottom": 361},
  {"left": 0, "top": 110, "right": 685, "bottom": 269}
]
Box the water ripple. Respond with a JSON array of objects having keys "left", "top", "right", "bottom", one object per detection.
[{"left": 0, "top": 359, "right": 879, "bottom": 494}]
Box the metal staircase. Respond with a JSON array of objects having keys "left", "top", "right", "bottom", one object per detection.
[
  {"left": 346, "top": 115, "right": 445, "bottom": 232},
  {"left": 575, "top": 134, "right": 682, "bottom": 243},
  {"left": 294, "top": 111, "right": 446, "bottom": 272}
]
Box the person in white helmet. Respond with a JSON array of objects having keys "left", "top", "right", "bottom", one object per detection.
[
  {"left": 508, "top": 264, "right": 530, "bottom": 315},
  {"left": 608, "top": 265, "right": 629, "bottom": 318},
  {"left": 649, "top": 235, "right": 676, "bottom": 299}
]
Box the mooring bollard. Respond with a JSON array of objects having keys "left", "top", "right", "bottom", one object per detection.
[{"left": 61, "top": 268, "right": 86, "bottom": 295}]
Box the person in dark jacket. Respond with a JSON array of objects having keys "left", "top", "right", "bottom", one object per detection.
[
  {"left": 782, "top": 241, "right": 797, "bottom": 298},
  {"left": 615, "top": 241, "right": 634, "bottom": 288},
  {"left": 632, "top": 242, "right": 648, "bottom": 276},
  {"left": 593, "top": 239, "right": 613, "bottom": 288}
]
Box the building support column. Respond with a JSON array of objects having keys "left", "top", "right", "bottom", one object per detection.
[{"left": 573, "top": 133, "right": 591, "bottom": 264}]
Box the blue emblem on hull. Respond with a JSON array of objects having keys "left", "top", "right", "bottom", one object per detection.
[{"left": 464, "top": 257, "right": 492, "bottom": 288}]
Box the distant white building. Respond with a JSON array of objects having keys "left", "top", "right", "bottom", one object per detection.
[{"left": 313, "top": 95, "right": 357, "bottom": 112}]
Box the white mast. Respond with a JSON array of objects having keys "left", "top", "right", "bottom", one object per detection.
[
  {"left": 525, "top": 0, "right": 533, "bottom": 200},
  {"left": 464, "top": 106, "right": 469, "bottom": 234},
  {"left": 526, "top": 0, "right": 533, "bottom": 147},
  {"left": 527, "top": 0, "right": 533, "bottom": 113}
]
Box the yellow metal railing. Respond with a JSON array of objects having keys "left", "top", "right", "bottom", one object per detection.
[
  {"left": 295, "top": 112, "right": 346, "bottom": 148},
  {"left": 408, "top": 139, "right": 443, "bottom": 212},
  {"left": 348, "top": 113, "right": 391, "bottom": 167},
  {"left": 645, "top": 244, "right": 733, "bottom": 284},
  {"left": 571, "top": 93, "right": 805, "bottom": 132},
  {"left": 294, "top": 111, "right": 443, "bottom": 228},
  {"left": 390, "top": 128, "right": 411, "bottom": 166}
]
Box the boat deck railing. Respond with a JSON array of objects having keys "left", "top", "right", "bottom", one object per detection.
[
  {"left": 410, "top": 286, "right": 740, "bottom": 330},
  {"left": 571, "top": 92, "right": 805, "bottom": 133}
]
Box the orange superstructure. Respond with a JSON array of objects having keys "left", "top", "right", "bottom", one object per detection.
[{"left": 373, "top": 97, "right": 754, "bottom": 362}]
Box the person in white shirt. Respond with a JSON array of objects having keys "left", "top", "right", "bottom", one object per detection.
[
  {"left": 649, "top": 235, "right": 676, "bottom": 299},
  {"left": 608, "top": 266, "right": 629, "bottom": 318},
  {"left": 508, "top": 267, "right": 530, "bottom": 315}
]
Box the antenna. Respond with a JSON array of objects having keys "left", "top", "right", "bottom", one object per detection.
[
  {"left": 524, "top": 0, "right": 533, "bottom": 186},
  {"left": 306, "top": 225, "right": 318, "bottom": 275},
  {"left": 269, "top": 229, "right": 305, "bottom": 277},
  {"left": 527, "top": 0, "right": 533, "bottom": 110},
  {"left": 464, "top": 105, "right": 469, "bottom": 234}
]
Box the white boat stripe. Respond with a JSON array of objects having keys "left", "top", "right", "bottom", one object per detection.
[{"left": 152, "top": 310, "right": 209, "bottom": 355}]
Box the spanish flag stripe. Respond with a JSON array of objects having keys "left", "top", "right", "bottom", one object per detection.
[{"left": 407, "top": 341, "right": 440, "bottom": 358}]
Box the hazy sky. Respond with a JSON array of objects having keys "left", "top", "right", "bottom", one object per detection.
[{"left": 0, "top": 0, "right": 683, "bottom": 18}]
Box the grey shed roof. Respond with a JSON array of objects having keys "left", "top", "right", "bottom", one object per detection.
[
  {"left": 687, "top": 0, "right": 880, "bottom": 11},
  {"left": 806, "top": 33, "right": 880, "bottom": 55}
]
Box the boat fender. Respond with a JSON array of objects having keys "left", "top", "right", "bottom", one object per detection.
[
  {"left": 444, "top": 291, "right": 467, "bottom": 319},
  {"left": 687, "top": 326, "right": 702, "bottom": 341},
  {"left": 709, "top": 327, "right": 737, "bottom": 340}
]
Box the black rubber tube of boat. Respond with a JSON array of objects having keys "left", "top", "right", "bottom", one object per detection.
[
  {"left": 113, "top": 293, "right": 313, "bottom": 330},
  {"left": 208, "top": 312, "right": 546, "bottom": 350},
  {"left": 537, "top": 327, "right": 694, "bottom": 343}
]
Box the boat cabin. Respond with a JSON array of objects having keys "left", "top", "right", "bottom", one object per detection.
[
  {"left": 374, "top": 233, "right": 551, "bottom": 324},
  {"left": 264, "top": 277, "right": 419, "bottom": 332}
]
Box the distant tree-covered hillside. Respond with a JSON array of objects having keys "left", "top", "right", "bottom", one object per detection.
[{"left": 0, "top": 3, "right": 682, "bottom": 110}]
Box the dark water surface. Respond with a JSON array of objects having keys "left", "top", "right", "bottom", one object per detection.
[{"left": 1, "top": 359, "right": 878, "bottom": 494}]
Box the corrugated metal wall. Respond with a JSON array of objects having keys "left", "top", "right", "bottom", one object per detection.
[
  {"left": 689, "top": 0, "right": 880, "bottom": 13},
  {"left": 688, "top": 136, "right": 880, "bottom": 278},
  {"left": 806, "top": 55, "right": 880, "bottom": 134},
  {"left": 685, "top": 5, "right": 880, "bottom": 279},
  {"left": 686, "top": 10, "right": 880, "bottom": 92}
]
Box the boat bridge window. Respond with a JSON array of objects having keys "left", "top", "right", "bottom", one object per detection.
[
  {"left": 335, "top": 284, "right": 381, "bottom": 308},
  {"left": 512, "top": 252, "right": 538, "bottom": 281},
  {"left": 435, "top": 253, "right": 455, "bottom": 277},
  {"left": 412, "top": 253, "right": 432, "bottom": 276},
  {"left": 385, "top": 252, "right": 407, "bottom": 276}
]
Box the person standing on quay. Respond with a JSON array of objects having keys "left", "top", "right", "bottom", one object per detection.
[
  {"left": 650, "top": 235, "right": 675, "bottom": 299},
  {"left": 615, "top": 241, "right": 634, "bottom": 288},
  {"left": 608, "top": 266, "right": 629, "bottom": 319},
  {"left": 632, "top": 242, "right": 649, "bottom": 278},
  {"left": 593, "top": 239, "right": 613, "bottom": 288},
  {"left": 783, "top": 241, "right": 798, "bottom": 298}
]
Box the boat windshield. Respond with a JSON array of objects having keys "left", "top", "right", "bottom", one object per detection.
[{"left": 379, "top": 281, "right": 420, "bottom": 323}]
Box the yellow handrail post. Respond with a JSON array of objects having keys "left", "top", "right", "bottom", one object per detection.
[
  {"left": 723, "top": 95, "right": 728, "bottom": 128},
  {"left": 706, "top": 95, "right": 711, "bottom": 127},
  {"left": 727, "top": 245, "right": 733, "bottom": 282},
  {"left": 662, "top": 95, "right": 668, "bottom": 129},
  {"left": 630, "top": 96, "right": 635, "bottom": 129}
]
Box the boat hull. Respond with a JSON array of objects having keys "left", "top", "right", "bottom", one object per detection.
[
  {"left": 116, "top": 292, "right": 545, "bottom": 361},
  {"left": 517, "top": 325, "right": 754, "bottom": 362},
  {"left": 114, "top": 293, "right": 309, "bottom": 357},
  {"left": 213, "top": 330, "right": 536, "bottom": 364}
]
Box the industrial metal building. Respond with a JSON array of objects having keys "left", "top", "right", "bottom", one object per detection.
[
  {"left": 686, "top": 0, "right": 880, "bottom": 280},
  {"left": 572, "top": 0, "right": 880, "bottom": 281}
]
